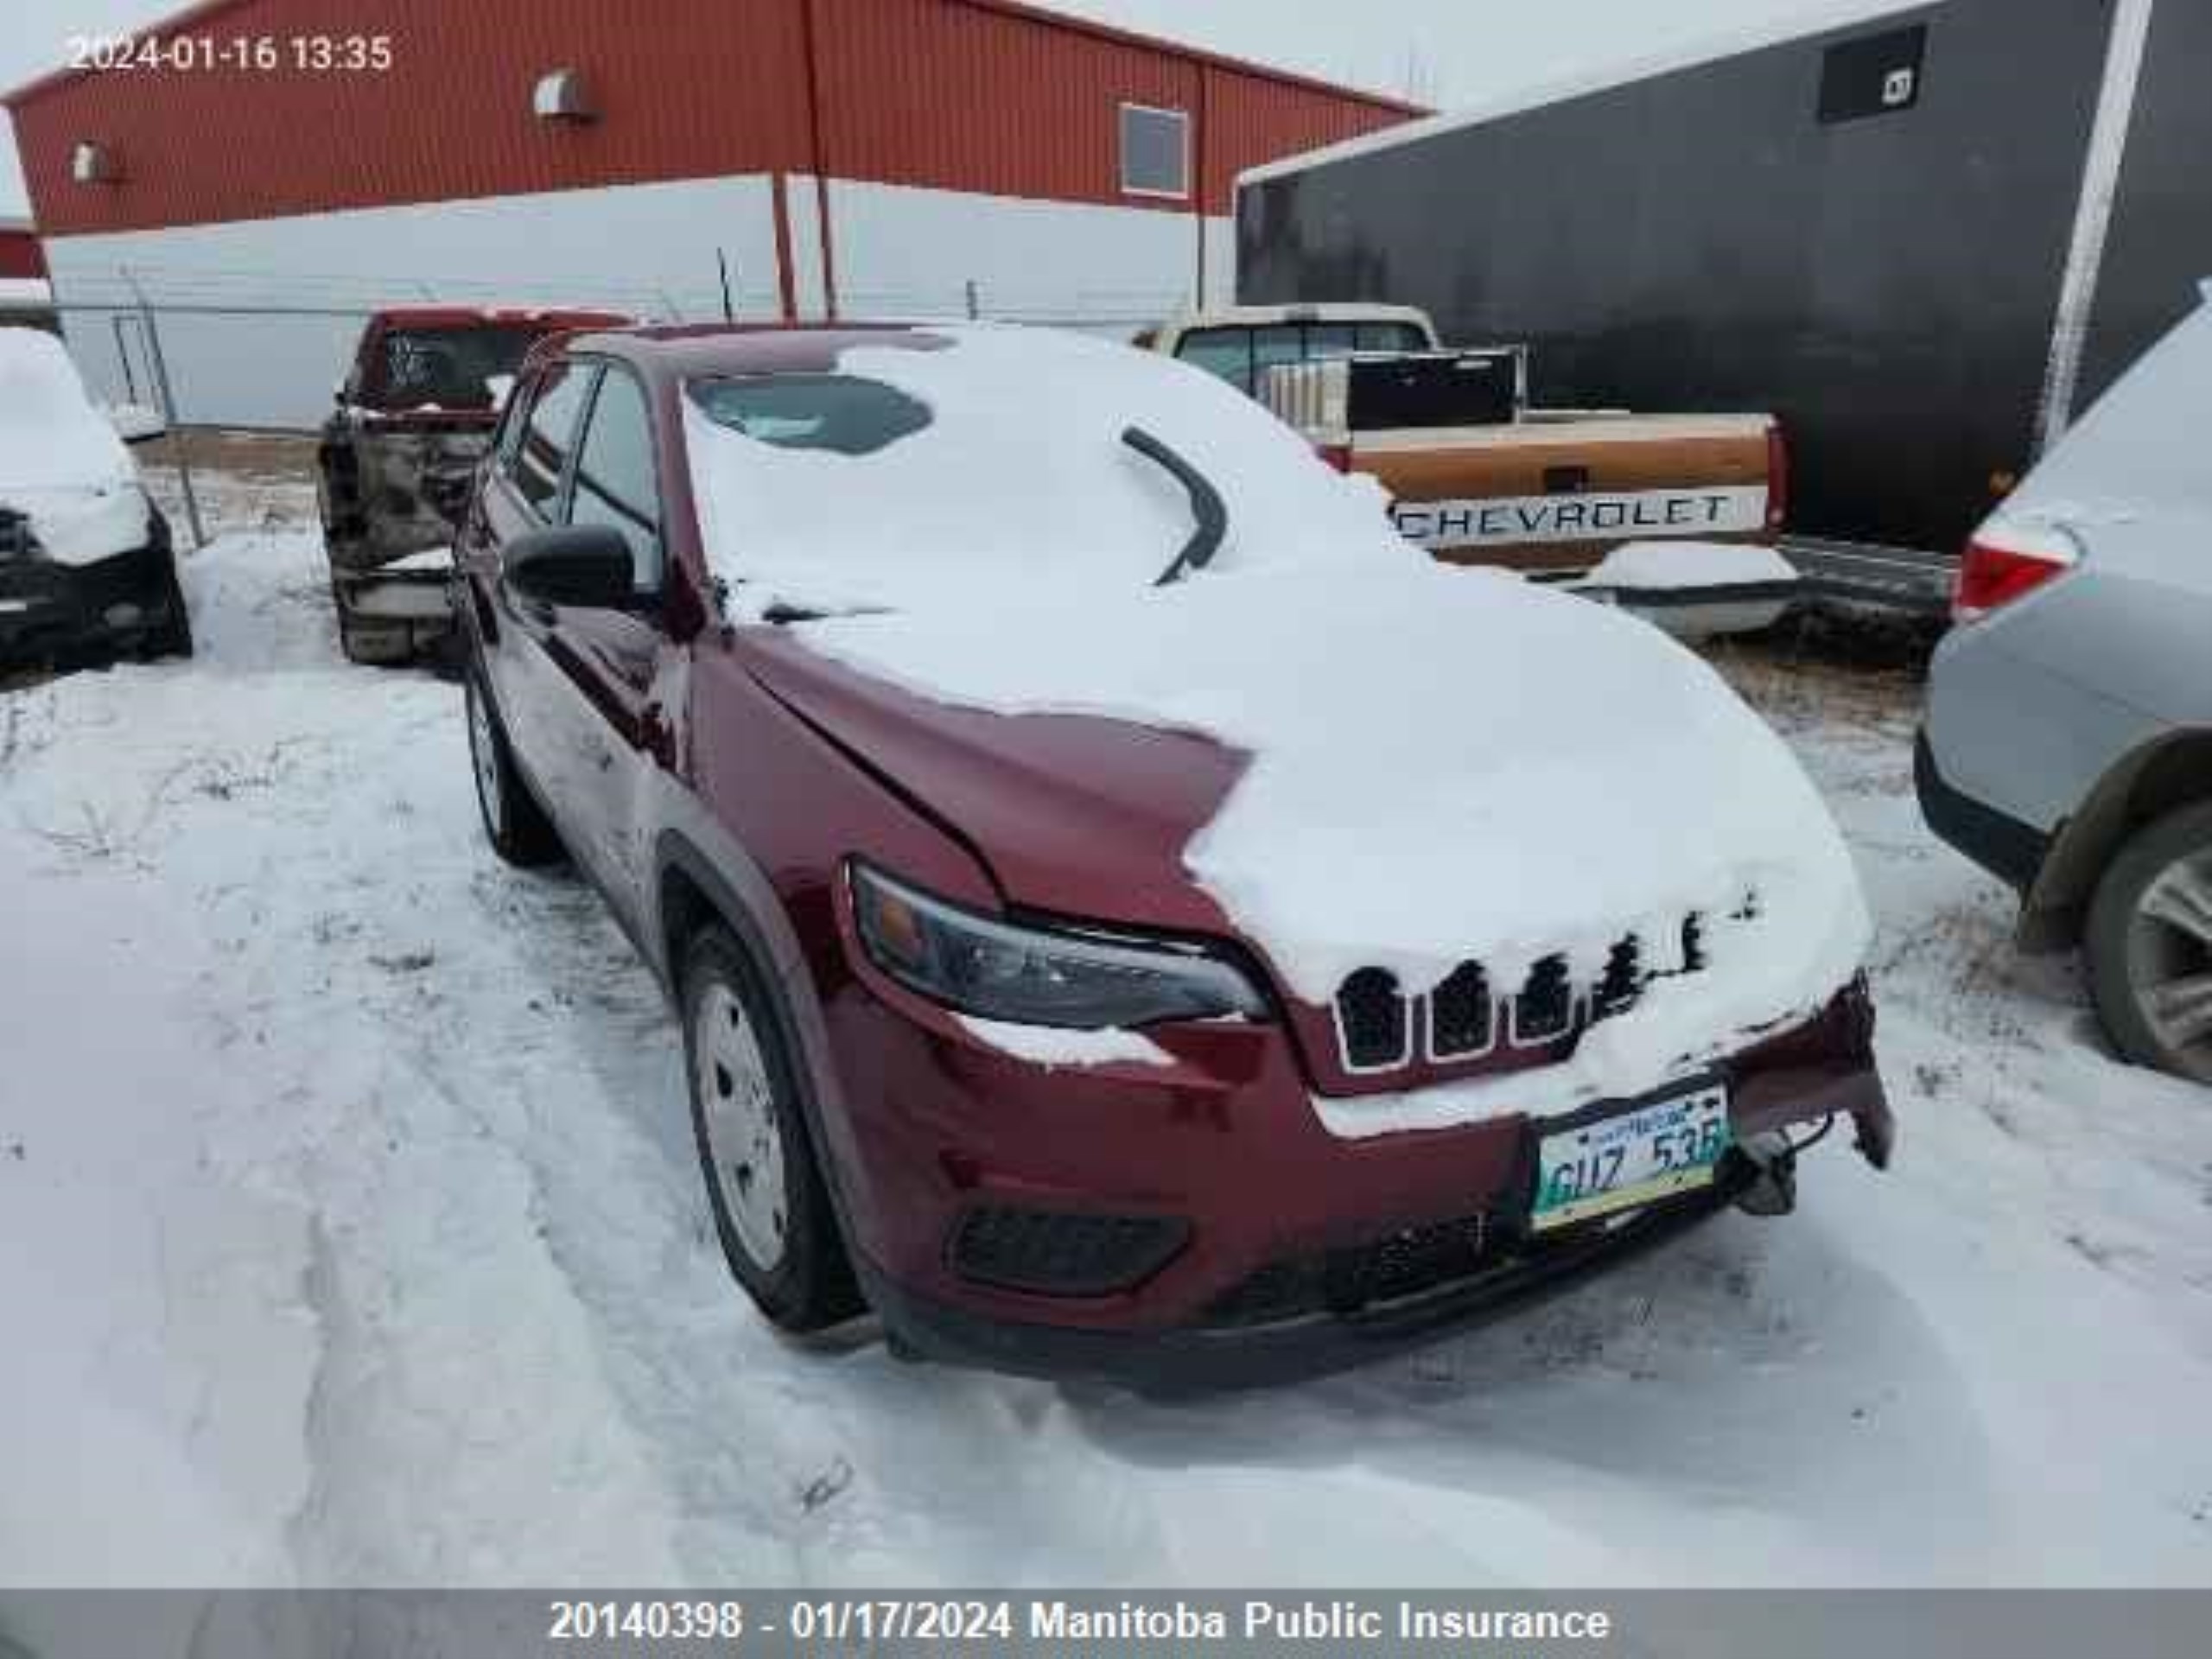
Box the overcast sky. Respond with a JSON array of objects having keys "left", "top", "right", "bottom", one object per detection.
[{"left": 2, "top": 0, "right": 1859, "bottom": 219}]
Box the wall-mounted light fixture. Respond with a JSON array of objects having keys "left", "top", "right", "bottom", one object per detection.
[
  {"left": 71, "top": 140, "right": 122, "bottom": 184},
  {"left": 532, "top": 68, "right": 595, "bottom": 123}
]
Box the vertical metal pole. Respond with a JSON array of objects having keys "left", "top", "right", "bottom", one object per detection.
[
  {"left": 2035, "top": 0, "right": 2157, "bottom": 454},
  {"left": 109, "top": 314, "right": 140, "bottom": 403},
  {"left": 717, "top": 248, "right": 735, "bottom": 322},
  {"left": 124, "top": 270, "right": 206, "bottom": 550}
]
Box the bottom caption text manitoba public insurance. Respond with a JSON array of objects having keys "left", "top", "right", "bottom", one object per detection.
[{"left": 544, "top": 1597, "right": 1616, "bottom": 1645}]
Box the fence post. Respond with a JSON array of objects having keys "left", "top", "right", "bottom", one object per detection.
[
  {"left": 123, "top": 270, "right": 207, "bottom": 550},
  {"left": 965, "top": 278, "right": 980, "bottom": 321}
]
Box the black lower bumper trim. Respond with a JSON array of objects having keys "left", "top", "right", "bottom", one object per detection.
[
  {"left": 864, "top": 1184, "right": 1737, "bottom": 1395},
  {"left": 1914, "top": 728, "right": 2050, "bottom": 893}
]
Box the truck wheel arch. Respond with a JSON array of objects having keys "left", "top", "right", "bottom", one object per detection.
[{"left": 2020, "top": 728, "right": 2212, "bottom": 953}]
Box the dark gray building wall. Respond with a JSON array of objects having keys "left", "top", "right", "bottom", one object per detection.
[
  {"left": 1238, "top": 0, "right": 2120, "bottom": 553},
  {"left": 2080, "top": 0, "right": 2212, "bottom": 409}
]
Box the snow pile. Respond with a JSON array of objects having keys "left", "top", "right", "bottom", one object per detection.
[
  {"left": 0, "top": 325, "right": 150, "bottom": 565},
  {"left": 686, "top": 326, "right": 1869, "bottom": 1111},
  {"left": 1586, "top": 539, "right": 1799, "bottom": 592},
  {"left": 683, "top": 323, "right": 1412, "bottom": 620},
  {"left": 957, "top": 1017, "right": 1174, "bottom": 1070}
]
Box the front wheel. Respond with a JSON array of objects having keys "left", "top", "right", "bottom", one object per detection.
[
  {"left": 2085, "top": 801, "right": 2212, "bottom": 1084},
  {"left": 681, "top": 925, "right": 861, "bottom": 1332},
  {"left": 464, "top": 667, "right": 562, "bottom": 867}
]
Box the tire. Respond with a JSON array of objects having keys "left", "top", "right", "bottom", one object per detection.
[
  {"left": 2085, "top": 801, "right": 2212, "bottom": 1085},
  {"left": 680, "top": 925, "right": 862, "bottom": 1332},
  {"left": 464, "top": 666, "right": 563, "bottom": 868}
]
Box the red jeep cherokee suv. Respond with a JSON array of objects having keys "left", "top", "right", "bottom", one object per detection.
[{"left": 457, "top": 321, "right": 1891, "bottom": 1387}]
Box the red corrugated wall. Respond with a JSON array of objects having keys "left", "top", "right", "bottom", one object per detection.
[
  {"left": 0, "top": 227, "right": 47, "bottom": 278},
  {"left": 8, "top": 0, "right": 816, "bottom": 236},
  {"left": 7, "top": 0, "right": 1413, "bottom": 236}
]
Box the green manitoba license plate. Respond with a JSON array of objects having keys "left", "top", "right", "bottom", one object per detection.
[{"left": 1531, "top": 1083, "right": 1731, "bottom": 1231}]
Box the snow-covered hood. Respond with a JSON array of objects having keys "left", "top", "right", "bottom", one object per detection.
[
  {"left": 0, "top": 327, "right": 150, "bottom": 566},
  {"left": 784, "top": 562, "right": 1872, "bottom": 1077}
]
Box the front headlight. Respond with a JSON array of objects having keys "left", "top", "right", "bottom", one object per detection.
[{"left": 848, "top": 861, "right": 1268, "bottom": 1030}]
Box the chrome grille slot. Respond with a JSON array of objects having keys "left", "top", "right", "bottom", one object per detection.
[
  {"left": 1511, "top": 954, "right": 1575, "bottom": 1045},
  {"left": 1427, "top": 961, "right": 1493, "bottom": 1058},
  {"left": 1592, "top": 935, "right": 1644, "bottom": 1020},
  {"left": 1333, "top": 967, "right": 1410, "bottom": 1071},
  {"left": 1328, "top": 902, "right": 1737, "bottom": 1076}
]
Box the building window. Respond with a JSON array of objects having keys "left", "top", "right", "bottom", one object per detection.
[{"left": 1119, "top": 103, "right": 1189, "bottom": 200}]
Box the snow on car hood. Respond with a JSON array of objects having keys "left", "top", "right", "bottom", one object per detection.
[
  {"left": 0, "top": 327, "right": 149, "bottom": 565},
  {"left": 798, "top": 564, "right": 1871, "bottom": 1069},
  {"left": 693, "top": 326, "right": 1871, "bottom": 1105}
]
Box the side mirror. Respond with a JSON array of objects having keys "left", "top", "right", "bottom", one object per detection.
[{"left": 504, "top": 524, "right": 633, "bottom": 609}]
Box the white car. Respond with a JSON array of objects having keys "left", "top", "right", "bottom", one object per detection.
[
  {"left": 0, "top": 327, "right": 191, "bottom": 671},
  {"left": 1918, "top": 288, "right": 2212, "bottom": 1083}
]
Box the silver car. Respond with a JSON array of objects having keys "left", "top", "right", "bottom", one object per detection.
[{"left": 1917, "top": 287, "right": 2212, "bottom": 1084}]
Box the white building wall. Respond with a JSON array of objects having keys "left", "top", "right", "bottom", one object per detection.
[
  {"left": 1202, "top": 215, "right": 1236, "bottom": 308},
  {"left": 40, "top": 174, "right": 1225, "bottom": 427},
  {"left": 43, "top": 175, "right": 785, "bottom": 429},
  {"left": 785, "top": 174, "right": 830, "bottom": 323},
  {"left": 823, "top": 179, "right": 1199, "bottom": 333}
]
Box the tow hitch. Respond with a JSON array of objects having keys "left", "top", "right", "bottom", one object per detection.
[{"left": 1726, "top": 1120, "right": 1834, "bottom": 1218}]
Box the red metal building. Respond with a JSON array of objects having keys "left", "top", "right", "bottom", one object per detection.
[{"left": 5, "top": 0, "right": 1414, "bottom": 334}]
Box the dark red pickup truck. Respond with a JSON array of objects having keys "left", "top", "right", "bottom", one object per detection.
[{"left": 316, "top": 306, "right": 627, "bottom": 662}]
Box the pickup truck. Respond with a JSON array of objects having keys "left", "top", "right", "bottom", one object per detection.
[
  {"left": 317, "top": 305, "right": 628, "bottom": 662},
  {"left": 1146, "top": 304, "right": 1788, "bottom": 588}
]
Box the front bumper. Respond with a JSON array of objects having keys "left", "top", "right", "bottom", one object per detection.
[
  {"left": 0, "top": 532, "right": 181, "bottom": 668},
  {"left": 823, "top": 971, "right": 1890, "bottom": 1389}
]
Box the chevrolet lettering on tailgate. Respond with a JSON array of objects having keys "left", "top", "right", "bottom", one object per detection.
[{"left": 1395, "top": 486, "right": 1770, "bottom": 550}]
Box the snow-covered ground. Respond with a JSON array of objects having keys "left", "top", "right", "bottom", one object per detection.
[{"left": 3, "top": 467, "right": 2209, "bottom": 1589}]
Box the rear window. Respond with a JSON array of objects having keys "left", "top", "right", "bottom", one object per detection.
[
  {"left": 374, "top": 324, "right": 546, "bottom": 410},
  {"left": 1174, "top": 321, "right": 1432, "bottom": 394},
  {"left": 687, "top": 376, "right": 931, "bottom": 456}
]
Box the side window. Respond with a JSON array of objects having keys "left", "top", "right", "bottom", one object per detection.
[
  {"left": 569, "top": 367, "right": 663, "bottom": 592},
  {"left": 1174, "top": 327, "right": 1254, "bottom": 394},
  {"left": 512, "top": 361, "right": 594, "bottom": 518},
  {"left": 493, "top": 371, "right": 537, "bottom": 472}
]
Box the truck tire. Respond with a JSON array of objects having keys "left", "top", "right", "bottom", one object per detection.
[
  {"left": 2084, "top": 801, "right": 2212, "bottom": 1085},
  {"left": 464, "top": 668, "right": 563, "bottom": 867},
  {"left": 680, "top": 924, "right": 863, "bottom": 1332}
]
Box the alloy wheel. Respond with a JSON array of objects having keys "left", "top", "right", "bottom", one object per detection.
[{"left": 2126, "top": 846, "right": 2212, "bottom": 1078}]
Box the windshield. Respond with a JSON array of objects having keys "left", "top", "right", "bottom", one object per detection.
[
  {"left": 682, "top": 325, "right": 1417, "bottom": 621},
  {"left": 372, "top": 324, "right": 547, "bottom": 410}
]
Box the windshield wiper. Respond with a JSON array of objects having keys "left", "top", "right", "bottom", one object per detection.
[{"left": 1122, "top": 425, "right": 1226, "bottom": 587}]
